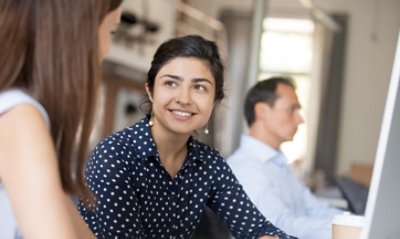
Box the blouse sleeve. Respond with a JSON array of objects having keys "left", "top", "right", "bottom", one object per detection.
[
  {"left": 78, "top": 138, "right": 145, "bottom": 238},
  {"left": 207, "top": 157, "right": 297, "bottom": 239}
]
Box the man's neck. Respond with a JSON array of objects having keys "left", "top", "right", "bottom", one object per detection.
[{"left": 248, "top": 124, "right": 281, "bottom": 150}]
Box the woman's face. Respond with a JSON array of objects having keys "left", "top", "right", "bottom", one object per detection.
[
  {"left": 147, "top": 57, "right": 216, "bottom": 136},
  {"left": 98, "top": 6, "right": 122, "bottom": 61}
]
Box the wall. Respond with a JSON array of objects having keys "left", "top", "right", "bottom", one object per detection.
[
  {"left": 107, "top": 0, "right": 177, "bottom": 71},
  {"left": 313, "top": 0, "right": 400, "bottom": 175},
  {"left": 189, "top": 0, "right": 400, "bottom": 175}
]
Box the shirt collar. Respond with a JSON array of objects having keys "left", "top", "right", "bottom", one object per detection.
[
  {"left": 131, "top": 116, "right": 206, "bottom": 163},
  {"left": 240, "top": 134, "right": 287, "bottom": 167},
  {"left": 129, "top": 116, "right": 158, "bottom": 159}
]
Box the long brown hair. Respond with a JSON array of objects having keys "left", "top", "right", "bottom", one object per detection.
[{"left": 0, "top": 0, "right": 122, "bottom": 198}]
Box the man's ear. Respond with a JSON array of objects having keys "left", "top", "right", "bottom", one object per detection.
[
  {"left": 145, "top": 83, "right": 153, "bottom": 103},
  {"left": 254, "top": 102, "right": 270, "bottom": 120}
]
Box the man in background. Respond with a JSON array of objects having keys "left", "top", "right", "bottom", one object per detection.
[{"left": 227, "top": 76, "right": 342, "bottom": 239}]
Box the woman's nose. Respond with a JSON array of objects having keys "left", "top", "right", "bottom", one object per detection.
[{"left": 175, "top": 87, "right": 192, "bottom": 105}]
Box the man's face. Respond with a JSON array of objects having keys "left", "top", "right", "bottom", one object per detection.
[{"left": 261, "top": 83, "right": 304, "bottom": 146}]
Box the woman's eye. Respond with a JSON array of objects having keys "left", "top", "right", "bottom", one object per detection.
[
  {"left": 195, "top": 85, "right": 207, "bottom": 91},
  {"left": 164, "top": 80, "right": 177, "bottom": 87}
]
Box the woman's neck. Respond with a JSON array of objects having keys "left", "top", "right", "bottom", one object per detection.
[{"left": 150, "top": 124, "right": 190, "bottom": 178}]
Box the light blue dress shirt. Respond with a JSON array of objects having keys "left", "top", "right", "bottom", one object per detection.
[{"left": 227, "top": 135, "right": 342, "bottom": 239}]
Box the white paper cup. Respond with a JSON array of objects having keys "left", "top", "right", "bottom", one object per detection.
[{"left": 332, "top": 212, "right": 365, "bottom": 239}]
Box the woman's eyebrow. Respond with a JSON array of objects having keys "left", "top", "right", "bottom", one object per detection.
[
  {"left": 160, "top": 74, "right": 182, "bottom": 80},
  {"left": 192, "top": 78, "right": 213, "bottom": 85},
  {"left": 160, "top": 74, "right": 213, "bottom": 85}
]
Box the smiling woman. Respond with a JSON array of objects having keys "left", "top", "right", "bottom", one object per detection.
[
  {"left": 79, "top": 35, "right": 296, "bottom": 239},
  {"left": 147, "top": 57, "right": 215, "bottom": 139}
]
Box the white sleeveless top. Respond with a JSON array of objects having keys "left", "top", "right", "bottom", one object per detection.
[{"left": 0, "top": 89, "right": 49, "bottom": 239}]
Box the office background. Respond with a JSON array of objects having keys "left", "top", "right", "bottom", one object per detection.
[{"left": 101, "top": 0, "right": 400, "bottom": 184}]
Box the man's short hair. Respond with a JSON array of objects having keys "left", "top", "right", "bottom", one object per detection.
[{"left": 244, "top": 76, "right": 296, "bottom": 126}]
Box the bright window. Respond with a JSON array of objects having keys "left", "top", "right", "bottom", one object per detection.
[{"left": 259, "top": 17, "right": 314, "bottom": 165}]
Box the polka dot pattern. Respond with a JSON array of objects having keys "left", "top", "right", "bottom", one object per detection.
[{"left": 79, "top": 117, "right": 296, "bottom": 239}]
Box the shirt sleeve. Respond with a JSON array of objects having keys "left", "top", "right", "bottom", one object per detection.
[
  {"left": 231, "top": 162, "right": 339, "bottom": 239},
  {"left": 301, "top": 186, "right": 343, "bottom": 219},
  {"left": 257, "top": 192, "right": 334, "bottom": 239},
  {"left": 206, "top": 158, "right": 297, "bottom": 239},
  {"left": 79, "top": 138, "right": 145, "bottom": 238}
]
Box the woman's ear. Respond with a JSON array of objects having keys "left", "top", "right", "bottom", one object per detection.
[
  {"left": 210, "top": 102, "right": 217, "bottom": 117},
  {"left": 145, "top": 83, "right": 153, "bottom": 103}
]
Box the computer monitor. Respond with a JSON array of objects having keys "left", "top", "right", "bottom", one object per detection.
[{"left": 361, "top": 31, "right": 400, "bottom": 239}]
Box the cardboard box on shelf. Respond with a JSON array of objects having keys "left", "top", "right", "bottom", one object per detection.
[{"left": 348, "top": 163, "right": 373, "bottom": 187}]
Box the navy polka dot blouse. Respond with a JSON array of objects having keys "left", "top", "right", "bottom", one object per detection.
[{"left": 79, "top": 117, "right": 296, "bottom": 239}]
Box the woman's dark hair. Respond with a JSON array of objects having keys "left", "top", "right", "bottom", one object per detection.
[
  {"left": 244, "top": 76, "right": 296, "bottom": 126},
  {"left": 143, "top": 35, "right": 224, "bottom": 114},
  {"left": 0, "top": 0, "right": 123, "bottom": 198}
]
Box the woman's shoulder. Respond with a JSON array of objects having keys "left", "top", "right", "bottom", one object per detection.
[
  {"left": 190, "top": 138, "right": 224, "bottom": 162},
  {"left": 92, "top": 117, "right": 153, "bottom": 157},
  {"left": 94, "top": 125, "right": 136, "bottom": 153}
]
